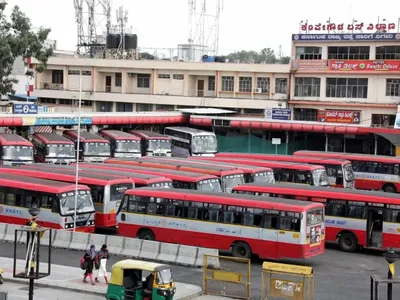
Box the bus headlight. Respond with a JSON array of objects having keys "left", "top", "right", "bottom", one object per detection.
[{"left": 87, "top": 220, "right": 95, "bottom": 226}]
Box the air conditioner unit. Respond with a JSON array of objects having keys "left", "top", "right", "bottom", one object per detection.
[
  {"left": 128, "top": 73, "right": 136, "bottom": 77},
  {"left": 255, "top": 88, "right": 262, "bottom": 93}
]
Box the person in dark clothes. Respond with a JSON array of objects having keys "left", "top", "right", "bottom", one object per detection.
[{"left": 83, "top": 245, "right": 96, "bottom": 285}]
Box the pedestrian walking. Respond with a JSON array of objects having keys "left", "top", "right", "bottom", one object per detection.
[
  {"left": 83, "top": 245, "right": 96, "bottom": 285},
  {"left": 94, "top": 244, "right": 110, "bottom": 283}
]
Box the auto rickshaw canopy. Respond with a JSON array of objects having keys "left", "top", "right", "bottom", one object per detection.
[{"left": 109, "top": 259, "right": 171, "bottom": 286}]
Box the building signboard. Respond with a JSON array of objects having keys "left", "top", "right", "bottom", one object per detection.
[
  {"left": 265, "top": 108, "right": 291, "bottom": 120},
  {"left": 13, "top": 104, "right": 38, "bottom": 114},
  {"left": 35, "top": 116, "right": 92, "bottom": 126},
  {"left": 291, "top": 60, "right": 328, "bottom": 70},
  {"left": 299, "top": 22, "right": 396, "bottom": 33},
  {"left": 292, "top": 33, "right": 400, "bottom": 42},
  {"left": 318, "top": 110, "right": 361, "bottom": 124},
  {"left": 330, "top": 60, "right": 400, "bottom": 71}
]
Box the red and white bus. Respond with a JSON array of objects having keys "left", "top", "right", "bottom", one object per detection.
[
  {"left": 189, "top": 156, "right": 330, "bottom": 187},
  {"left": 232, "top": 182, "right": 400, "bottom": 252},
  {"left": 98, "top": 130, "right": 141, "bottom": 158},
  {"left": 0, "top": 134, "right": 34, "bottom": 165},
  {"left": 80, "top": 162, "right": 222, "bottom": 192},
  {"left": 117, "top": 188, "right": 325, "bottom": 259},
  {"left": 294, "top": 151, "right": 400, "bottom": 193},
  {"left": 31, "top": 133, "right": 76, "bottom": 165},
  {"left": 0, "top": 165, "right": 135, "bottom": 229},
  {"left": 0, "top": 173, "right": 95, "bottom": 232},
  {"left": 215, "top": 152, "right": 355, "bottom": 189},
  {"left": 106, "top": 157, "right": 245, "bottom": 192},
  {"left": 62, "top": 130, "right": 111, "bottom": 163},
  {"left": 129, "top": 130, "right": 172, "bottom": 157}
]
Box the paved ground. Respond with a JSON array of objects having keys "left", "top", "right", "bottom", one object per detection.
[{"left": 0, "top": 241, "right": 398, "bottom": 299}]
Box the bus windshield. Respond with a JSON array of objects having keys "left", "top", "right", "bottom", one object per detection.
[
  {"left": 344, "top": 164, "right": 355, "bottom": 181},
  {"left": 192, "top": 135, "right": 217, "bottom": 154},
  {"left": 116, "top": 140, "right": 141, "bottom": 153},
  {"left": 312, "top": 169, "right": 329, "bottom": 187},
  {"left": 150, "top": 181, "right": 173, "bottom": 188},
  {"left": 307, "top": 208, "right": 324, "bottom": 225},
  {"left": 253, "top": 171, "right": 275, "bottom": 184},
  {"left": 148, "top": 139, "right": 171, "bottom": 151},
  {"left": 47, "top": 144, "right": 75, "bottom": 157},
  {"left": 197, "top": 178, "right": 222, "bottom": 192},
  {"left": 2, "top": 146, "right": 33, "bottom": 160},
  {"left": 110, "top": 183, "right": 133, "bottom": 201},
  {"left": 84, "top": 142, "right": 111, "bottom": 156},
  {"left": 59, "top": 190, "right": 93, "bottom": 215},
  {"left": 223, "top": 174, "right": 245, "bottom": 192}
]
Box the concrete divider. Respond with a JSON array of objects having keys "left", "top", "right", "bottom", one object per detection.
[
  {"left": 120, "top": 237, "right": 142, "bottom": 257},
  {"left": 196, "top": 248, "right": 220, "bottom": 269},
  {"left": 105, "top": 235, "right": 125, "bottom": 255},
  {"left": 0, "top": 223, "right": 6, "bottom": 240},
  {"left": 69, "top": 231, "right": 90, "bottom": 250},
  {"left": 89, "top": 233, "right": 106, "bottom": 248},
  {"left": 52, "top": 230, "right": 72, "bottom": 249},
  {"left": 176, "top": 245, "right": 198, "bottom": 266},
  {"left": 139, "top": 240, "right": 161, "bottom": 260},
  {"left": 157, "top": 243, "right": 179, "bottom": 264}
]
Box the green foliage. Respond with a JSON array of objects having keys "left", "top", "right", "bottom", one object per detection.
[
  {"left": 225, "top": 47, "right": 290, "bottom": 64},
  {"left": 0, "top": 3, "right": 53, "bottom": 96}
]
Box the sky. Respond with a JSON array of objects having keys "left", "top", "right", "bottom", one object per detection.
[{"left": 5, "top": 0, "right": 400, "bottom": 57}]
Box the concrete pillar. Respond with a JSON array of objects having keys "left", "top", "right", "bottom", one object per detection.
[{"left": 325, "top": 133, "right": 328, "bottom": 152}]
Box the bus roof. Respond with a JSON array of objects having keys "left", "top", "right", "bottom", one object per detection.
[
  {"left": 164, "top": 126, "right": 215, "bottom": 135},
  {"left": 294, "top": 150, "right": 400, "bottom": 164},
  {"left": 81, "top": 162, "right": 218, "bottom": 182},
  {"left": 233, "top": 182, "right": 400, "bottom": 205},
  {"left": 0, "top": 165, "right": 135, "bottom": 186},
  {"left": 186, "top": 157, "right": 273, "bottom": 173},
  {"left": 129, "top": 130, "right": 171, "bottom": 140},
  {"left": 215, "top": 153, "right": 350, "bottom": 165},
  {"left": 125, "top": 187, "right": 323, "bottom": 212},
  {"left": 99, "top": 130, "right": 141, "bottom": 141},
  {"left": 0, "top": 173, "right": 89, "bottom": 193},
  {"left": 204, "top": 157, "right": 324, "bottom": 171},
  {"left": 0, "top": 134, "right": 33, "bottom": 147},
  {"left": 33, "top": 133, "right": 74, "bottom": 145},
  {"left": 63, "top": 130, "right": 109, "bottom": 143},
  {"left": 107, "top": 157, "right": 244, "bottom": 176}
]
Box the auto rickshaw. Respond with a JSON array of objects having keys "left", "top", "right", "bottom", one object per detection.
[{"left": 106, "top": 259, "right": 176, "bottom": 300}]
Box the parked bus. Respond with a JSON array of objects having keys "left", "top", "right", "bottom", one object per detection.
[
  {"left": 31, "top": 133, "right": 75, "bottom": 165},
  {"left": 215, "top": 152, "right": 354, "bottom": 189},
  {"left": 163, "top": 127, "right": 217, "bottom": 157},
  {"left": 0, "top": 134, "right": 34, "bottom": 165},
  {"left": 294, "top": 151, "right": 400, "bottom": 193},
  {"left": 80, "top": 162, "right": 222, "bottom": 192},
  {"left": 98, "top": 130, "right": 141, "bottom": 158},
  {"left": 62, "top": 130, "right": 111, "bottom": 162},
  {"left": 117, "top": 188, "right": 325, "bottom": 259},
  {"left": 0, "top": 165, "right": 135, "bottom": 229},
  {"left": 189, "top": 156, "right": 329, "bottom": 187},
  {"left": 106, "top": 157, "right": 245, "bottom": 192},
  {"left": 0, "top": 173, "right": 95, "bottom": 232},
  {"left": 129, "top": 130, "right": 172, "bottom": 157},
  {"left": 232, "top": 182, "right": 400, "bottom": 252}
]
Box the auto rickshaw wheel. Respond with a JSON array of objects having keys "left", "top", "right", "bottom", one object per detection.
[
  {"left": 0, "top": 274, "right": 3, "bottom": 284},
  {"left": 232, "top": 241, "right": 252, "bottom": 259},
  {"left": 137, "top": 229, "right": 155, "bottom": 240}
]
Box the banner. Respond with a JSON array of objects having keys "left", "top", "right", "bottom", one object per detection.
[
  {"left": 13, "top": 104, "right": 38, "bottom": 114},
  {"left": 330, "top": 60, "right": 400, "bottom": 71},
  {"left": 318, "top": 110, "right": 361, "bottom": 124},
  {"left": 291, "top": 60, "right": 328, "bottom": 71},
  {"left": 265, "top": 108, "right": 291, "bottom": 120},
  {"left": 292, "top": 33, "right": 400, "bottom": 41}
]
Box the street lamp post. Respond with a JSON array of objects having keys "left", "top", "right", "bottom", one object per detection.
[{"left": 383, "top": 248, "right": 399, "bottom": 300}]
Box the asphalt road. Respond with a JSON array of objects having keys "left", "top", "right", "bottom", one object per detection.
[{"left": 0, "top": 241, "right": 398, "bottom": 299}]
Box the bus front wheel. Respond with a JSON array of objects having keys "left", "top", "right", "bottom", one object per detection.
[
  {"left": 232, "top": 242, "right": 252, "bottom": 259},
  {"left": 338, "top": 232, "right": 357, "bottom": 252},
  {"left": 383, "top": 184, "right": 397, "bottom": 193},
  {"left": 137, "top": 229, "right": 155, "bottom": 241}
]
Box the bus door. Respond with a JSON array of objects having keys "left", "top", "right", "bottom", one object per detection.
[
  {"left": 366, "top": 208, "right": 383, "bottom": 249},
  {"left": 261, "top": 213, "right": 279, "bottom": 258}
]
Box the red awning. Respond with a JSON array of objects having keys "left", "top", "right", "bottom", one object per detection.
[{"left": 92, "top": 115, "right": 188, "bottom": 125}]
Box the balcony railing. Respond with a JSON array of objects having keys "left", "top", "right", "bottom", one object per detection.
[{"left": 39, "top": 82, "right": 64, "bottom": 90}]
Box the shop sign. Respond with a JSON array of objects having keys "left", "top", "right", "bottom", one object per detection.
[
  {"left": 300, "top": 22, "right": 396, "bottom": 32},
  {"left": 318, "top": 110, "right": 361, "bottom": 124},
  {"left": 265, "top": 108, "right": 291, "bottom": 121},
  {"left": 292, "top": 33, "right": 400, "bottom": 42},
  {"left": 291, "top": 60, "right": 328, "bottom": 71},
  {"left": 330, "top": 60, "right": 400, "bottom": 71}
]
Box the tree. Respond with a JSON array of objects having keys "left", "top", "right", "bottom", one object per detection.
[
  {"left": 259, "top": 48, "right": 277, "bottom": 64},
  {"left": 0, "top": 3, "right": 52, "bottom": 96},
  {"left": 140, "top": 52, "right": 156, "bottom": 60},
  {"left": 224, "top": 48, "right": 290, "bottom": 64},
  {"left": 279, "top": 56, "right": 291, "bottom": 64}
]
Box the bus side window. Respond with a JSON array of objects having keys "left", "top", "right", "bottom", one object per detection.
[
  {"left": 24, "top": 191, "right": 38, "bottom": 209},
  {"left": 223, "top": 210, "right": 234, "bottom": 223},
  {"left": 262, "top": 214, "right": 278, "bottom": 229},
  {"left": 326, "top": 200, "right": 346, "bottom": 217},
  {"left": 0, "top": 187, "right": 5, "bottom": 204},
  {"left": 188, "top": 207, "right": 198, "bottom": 219},
  {"left": 385, "top": 209, "right": 400, "bottom": 223},
  {"left": 242, "top": 212, "right": 254, "bottom": 226},
  {"left": 279, "top": 212, "right": 300, "bottom": 232},
  {"left": 89, "top": 185, "right": 104, "bottom": 203}
]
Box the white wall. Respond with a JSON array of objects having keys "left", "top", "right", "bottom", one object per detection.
[{"left": 154, "top": 70, "right": 185, "bottom": 96}]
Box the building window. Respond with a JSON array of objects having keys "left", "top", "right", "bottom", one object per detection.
[
  {"left": 173, "top": 74, "right": 184, "bottom": 80},
  {"left": 155, "top": 104, "right": 174, "bottom": 111},
  {"left": 82, "top": 71, "right": 91, "bottom": 76},
  {"left": 51, "top": 70, "right": 63, "bottom": 84},
  {"left": 158, "top": 74, "right": 170, "bottom": 79},
  {"left": 221, "top": 76, "right": 234, "bottom": 92},
  {"left": 371, "top": 114, "right": 395, "bottom": 127},
  {"left": 256, "top": 77, "right": 269, "bottom": 93},
  {"left": 68, "top": 70, "right": 79, "bottom": 75},
  {"left": 275, "top": 78, "right": 287, "bottom": 94},
  {"left": 376, "top": 46, "right": 400, "bottom": 60},
  {"left": 239, "top": 77, "right": 252, "bottom": 92},
  {"left": 386, "top": 79, "right": 400, "bottom": 96},
  {"left": 326, "top": 78, "right": 368, "bottom": 98},
  {"left": 116, "top": 102, "right": 133, "bottom": 112},
  {"left": 59, "top": 99, "right": 72, "bottom": 105},
  {"left": 327, "top": 46, "right": 370, "bottom": 59},
  {"left": 82, "top": 100, "right": 92, "bottom": 107},
  {"left": 96, "top": 101, "right": 113, "bottom": 112},
  {"left": 243, "top": 108, "right": 264, "bottom": 115},
  {"left": 137, "top": 74, "right": 150, "bottom": 88},
  {"left": 39, "top": 98, "right": 56, "bottom": 104},
  {"left": 294, "top": 77, "right": 321, "bottom": 97},
  {"left": 137, "top": 103, "right": 152, "bottom": 112},
  {"left": 295, "top": 47, "right": 322, "bottom": 59},
  {"left": 294, "top": 108, "right": 318, "bottom": 121},
  {"left": 208, "top": 76, "right": 215, "bottom": 91},
  {"left": 115, "top": 73, "right": 122, "bottom": 87}
]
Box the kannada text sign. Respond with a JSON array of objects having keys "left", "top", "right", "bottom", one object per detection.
[{"left": 292, "top": 33, "right": 400, "bottom": 41}]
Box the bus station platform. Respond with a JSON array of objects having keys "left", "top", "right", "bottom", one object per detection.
[{"left": 0, "top": 256, "right": 203, "bottom": 299}]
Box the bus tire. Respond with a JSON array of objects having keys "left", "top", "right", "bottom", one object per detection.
[
  {"left": 383, "top": 184, "right": 397, "bottom": 193},
  {"left": 338, "top": 232, "right": 357, "bottom": 252},
  {"left": 137, "top": 229, "right": 155, "bottom": 241},
  {"left": 232, "top": 242, "right": 252, "bottom": 259}
]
